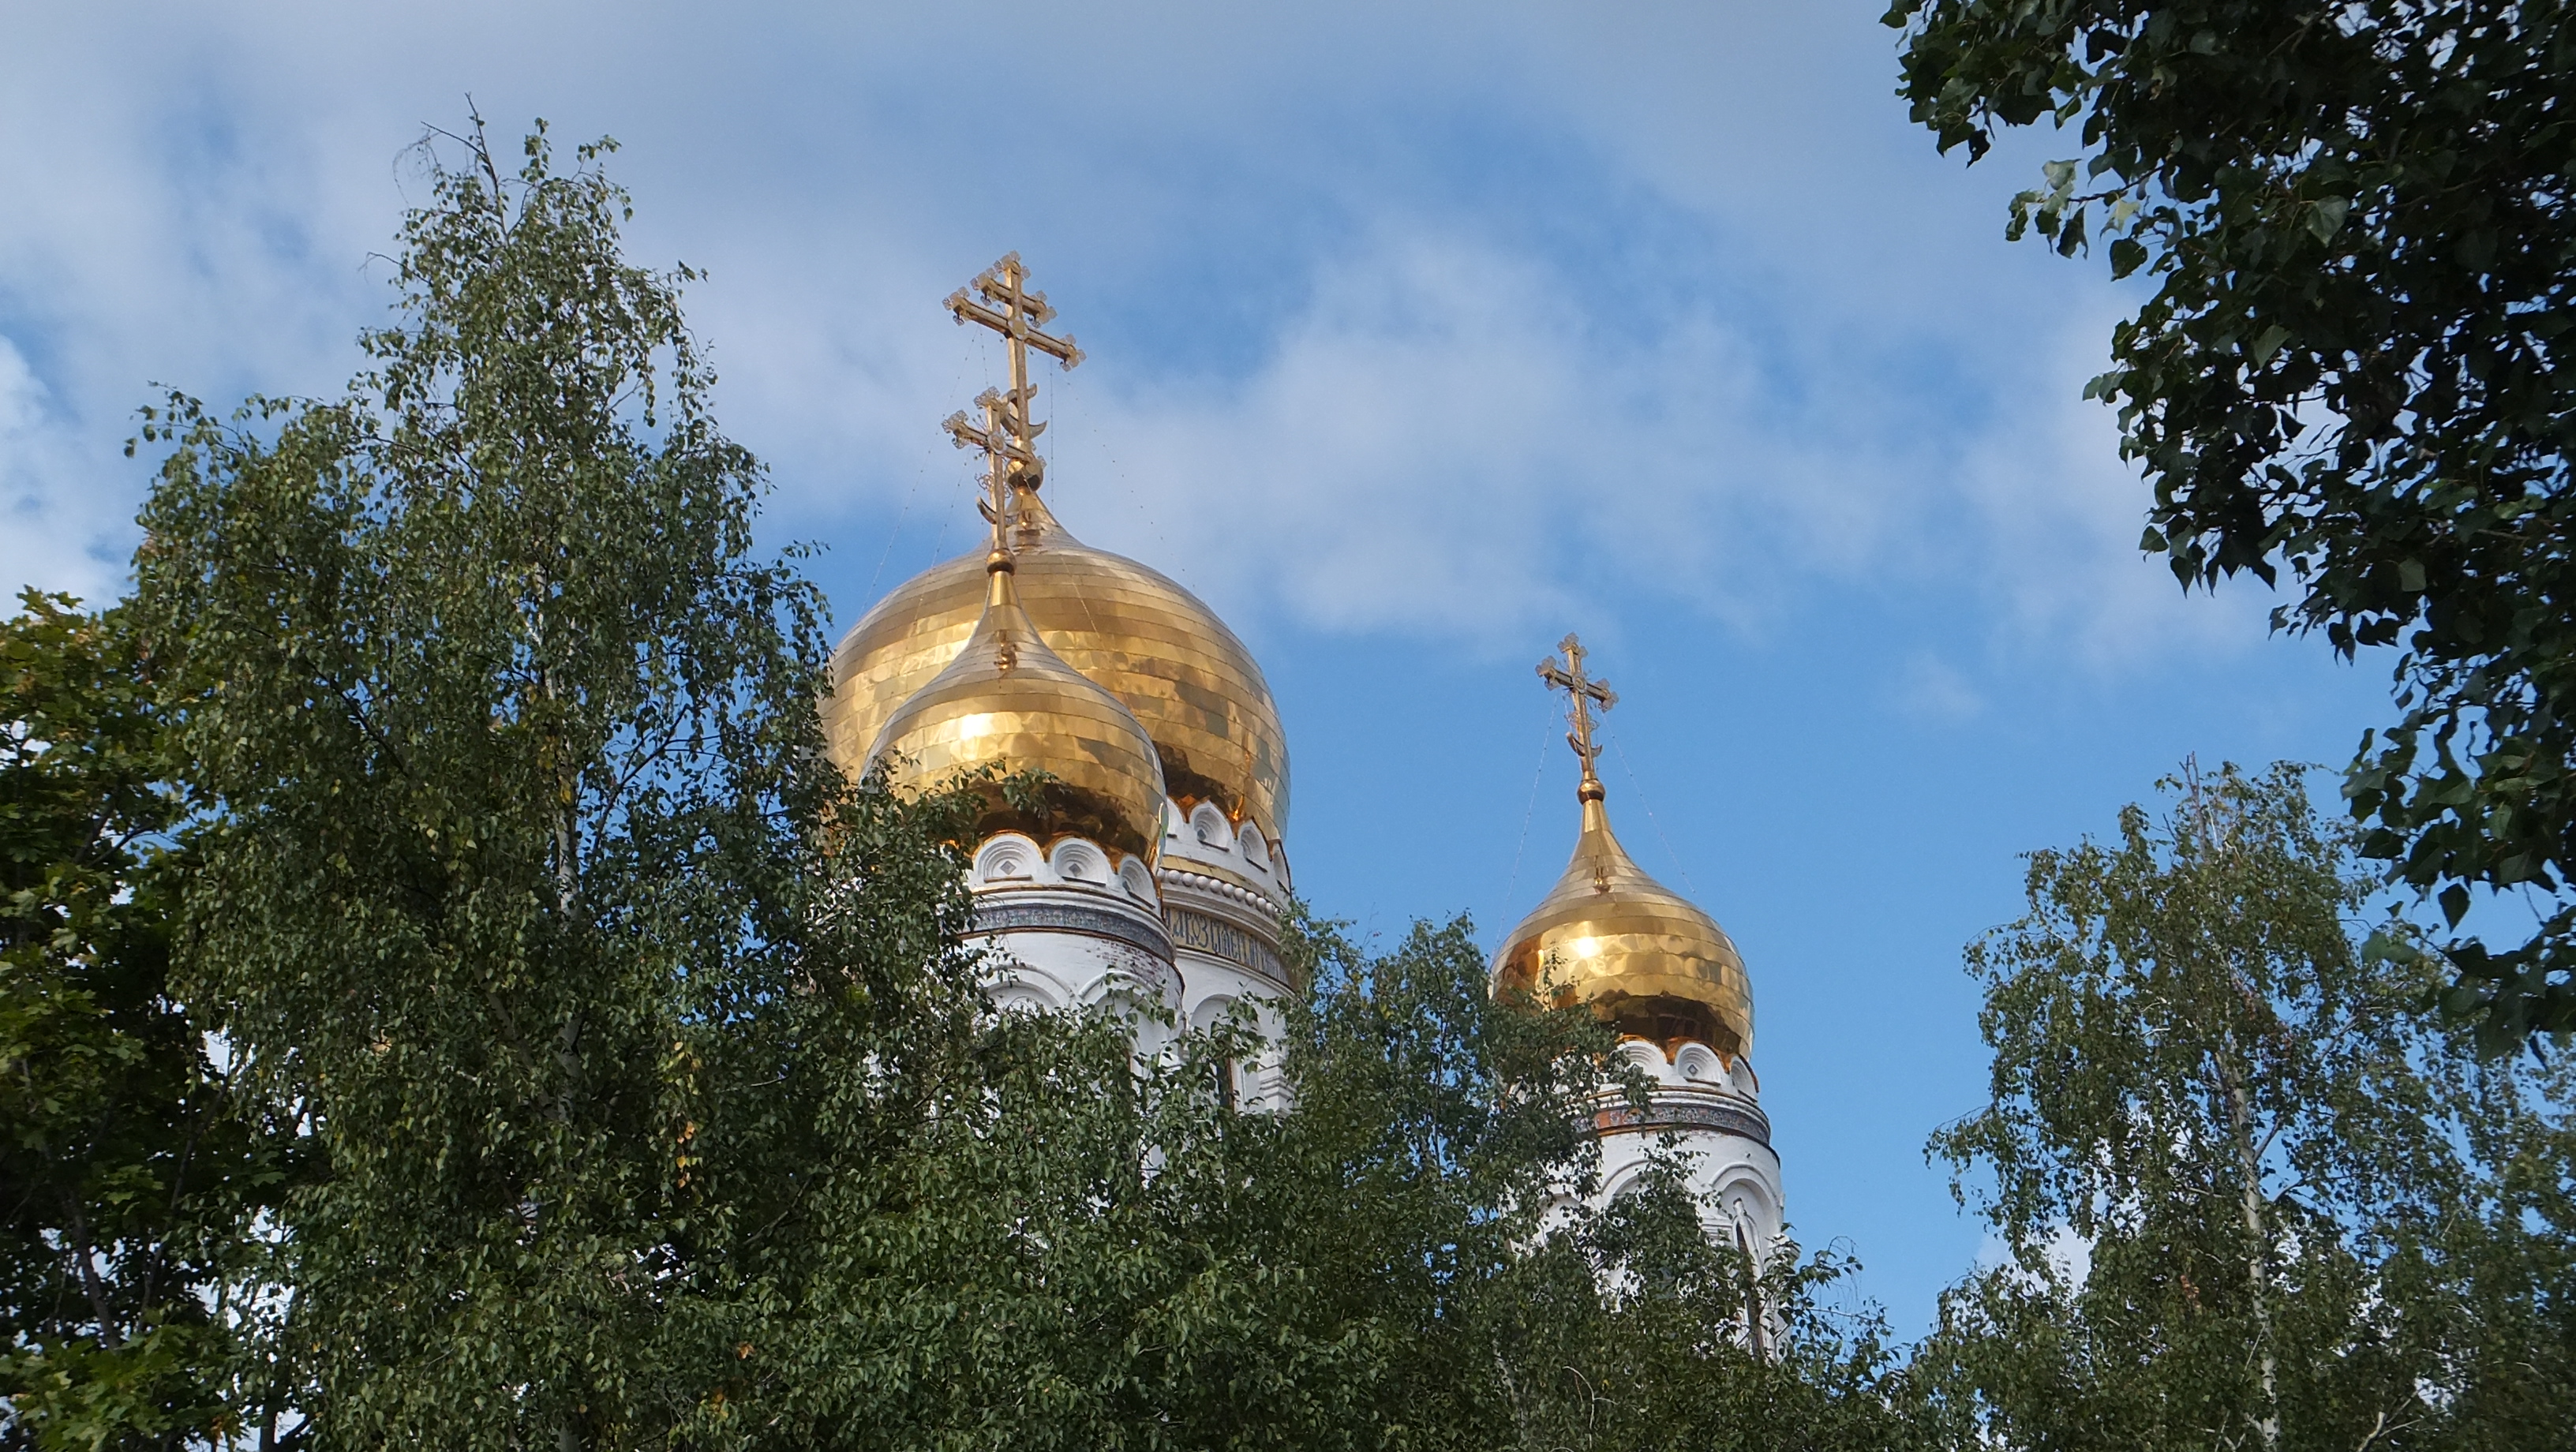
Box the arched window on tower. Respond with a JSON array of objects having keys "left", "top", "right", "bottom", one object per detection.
[{"left": 1733, "top": 1211, "right": 1769, "bottom": 1360}]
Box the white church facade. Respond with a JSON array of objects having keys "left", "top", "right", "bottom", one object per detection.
[{"left": 820, "top": 253, "right": 1782, "bottom": 1249}]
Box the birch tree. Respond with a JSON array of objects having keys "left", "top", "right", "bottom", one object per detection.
[
  {"left": 129, "top": 114, "right": 904, "bottom": 1449},
  {"left": 1915, "top": 762, "right": 2575, "bottom": 1451},
  {"left": 118, "top": 113, "right": 1938, "bottom": 1450}
]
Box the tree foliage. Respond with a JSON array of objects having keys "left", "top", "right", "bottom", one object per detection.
[
  {"left": 1915, "top": 762, "right": 2576, "bottom": 1450},
  {"left": 1139, "top": 910, "right": 1917, "bottom": 1452},
  {"left": 1, "top": 593, "right": 298, "bottom": 1450},
  {"left": 760, "top": 902, "right": 1933, "bottom": 1452},
  {"left": 129, "top": 115, "right": 889, "bottom": 1447},
  {"left": 1885, "top": 0, "right": 2576, "bottom": 1046},
  {"left": 105, "top": 113, "right": 1918, "bottom": 1450}
]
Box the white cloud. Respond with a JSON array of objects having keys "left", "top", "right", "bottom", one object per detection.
[
  {"left": 1011, "top": 220, "right": 1996, "bottom": 651},
  {"left": 1953, "top": 320, "right": 2279, "bottom": 670},
  {"left": 0, "top": 335, "right": 125, "bottom": 605},
  {"left": 1047, "top": 231, "right": 1763, "bottom": 639},
  {"left": 0, "top": 0, "right": 2248, "bottom": 684},
  {"left": 1897, "top": 652, "right": 1986, "bottom": 723}
]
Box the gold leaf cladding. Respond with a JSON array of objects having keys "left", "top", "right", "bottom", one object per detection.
[
  {"left": 823, "top": 487, "right": 1291, "bottom": 839},
  {"left": 1493, "top": 794, "right": 1753, "bottom": 1059},
  {"left": 868, "top": 562, "right": 1169, "bottom": 863}
]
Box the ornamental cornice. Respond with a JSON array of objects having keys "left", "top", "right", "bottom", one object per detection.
[{"left": 1154, "top": 865, "right": 1282, "bottom": 919}]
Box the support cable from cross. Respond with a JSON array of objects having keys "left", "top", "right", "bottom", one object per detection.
[{"left": 1537, "top": 633, "right": 1618, "bottom": 803}]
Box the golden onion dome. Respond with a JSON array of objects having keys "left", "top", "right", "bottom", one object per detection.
[
  {"left": 823, "top": 487, "right": 1290, "bottom": 841},
  {"left": 1492, "top": 783, "right": 1753, "bottom": 1058},
  {"left": 866, "top": 552, "right": 1168, "bottom": 862}
]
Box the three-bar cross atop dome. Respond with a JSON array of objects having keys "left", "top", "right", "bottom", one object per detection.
[
  {"left": 848, "top": 259, "right": 1170, "bottom": 860},
  {"left": 823, "top": 253, "right": 1290, "bottom": 849}
]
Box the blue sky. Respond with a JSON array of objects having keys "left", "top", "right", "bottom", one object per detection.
[{"left": 1, "top": 2, "right": 2400, "bottom": 1334}]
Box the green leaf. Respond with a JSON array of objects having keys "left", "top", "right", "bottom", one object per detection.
[{"left": 2307, "top": 196, "right": 2350, "bottom": 243}]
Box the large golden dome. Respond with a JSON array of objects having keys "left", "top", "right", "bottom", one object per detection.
[
  {"left": 1493, "top": 784, "right": 1752, "bottom": 1058},
  {"left": 867, "top": 554, "right": 1168, "bottom": 861},
  {"left": 825, "top": 486, "right": 1290, "bottom": 839}
]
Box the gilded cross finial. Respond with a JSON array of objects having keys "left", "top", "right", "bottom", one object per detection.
[
  {"left": 942, "top": 253, "right": 1083, "bottom": 550},
  {"left": 1537, "top": 633, "right": 1617, "bottom": 803}
]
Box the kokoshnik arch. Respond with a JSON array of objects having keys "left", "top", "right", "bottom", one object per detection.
[{"left": 822, "top": 254, "right": 1785, "bottom": 1248}]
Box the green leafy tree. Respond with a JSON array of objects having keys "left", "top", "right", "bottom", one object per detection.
[
  {"left": 2, "top": 592, "right": 298, "bottom": 1450},
  {"left": 126, "top": 114, "right": 953, "bottom": 1449},
  {"left": 1288, "top": 917, "right": 1925, "bottom": 1452},
  {"left": 685, "top": 902, "right": 1918, "bottom": 1452},
  {"left": 1471, "top": 1174, "right": 1919, "bottom": 1452},
  {"left": 1885, "top": 0, "right": 2576, "bottom": 1046},
  {"left": 1041, "top": 910, "right": 1918, "bottom": 1452},
  {"left": 1914, "top": 762, "right": 2576, "bottom": 1451}
]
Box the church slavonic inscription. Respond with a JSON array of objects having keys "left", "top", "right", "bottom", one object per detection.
[{"left": 1165, "top": 907, "right": 1283, "bottom": 980}]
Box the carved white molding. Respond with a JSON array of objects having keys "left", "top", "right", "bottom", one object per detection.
[
  {"left": 1155, "top": 864, "right": 1281, "bottom": 919},
  {"left": 969, "top": 830, "right": 1160, "bottom": 908},
  {"left": 1156, "top": 795, "right": 1290, "bottom": 901}
]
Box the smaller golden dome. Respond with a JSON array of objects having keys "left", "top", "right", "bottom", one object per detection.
[
  {"left": 1492, "top": 785, "right": 1751, "bottom": 1058},
  {"left": 868, "top": 556, "right": 1168, "bottom": 861}
]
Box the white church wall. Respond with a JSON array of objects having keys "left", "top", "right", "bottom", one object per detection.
[
  {"left": 965, "top": 830, "right": 1182, "bottom": 1033},
  {"left": 1152, "top": 793, "right": 1299, "bottom": 1110},
  {"left": 1586, "top": 1037, "right": 1787, "bottom": 1254}
]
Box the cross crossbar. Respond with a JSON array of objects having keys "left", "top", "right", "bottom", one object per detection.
[
  {"left": 1537, "top": 632, "right": 1618, "bottom": 791},
  {"left": 941, "top": 253, "right": 1084, "bottom": 550}
]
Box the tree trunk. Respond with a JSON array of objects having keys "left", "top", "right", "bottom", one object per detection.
[
  {"left": 2216, "top": 1039, "right": 2279, "bottom": 1452},
  {"left": 65, "top": 1195, "right": 122, "bottom": 1348}
]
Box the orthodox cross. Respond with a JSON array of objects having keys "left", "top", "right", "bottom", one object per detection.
[
  {"left": 1537, "top": 633, "right": 1618, "bottom": 795},
  {"left": 943, "top": 253, "right": 1084, "bottom": 537}
]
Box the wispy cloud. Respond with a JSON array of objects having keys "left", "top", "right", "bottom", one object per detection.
[
  {"left": 0, "top": 335, "right": 123, "bottom": 604},
  {"left": 1896, "top": 653, "right": 1986, "bottom": 724},
  {"left": 0, "top": 2, "right": 2257, "bottom": 682},
  {"left": 1953, "top": 319, "right": 2278, "bottom": 670}
]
